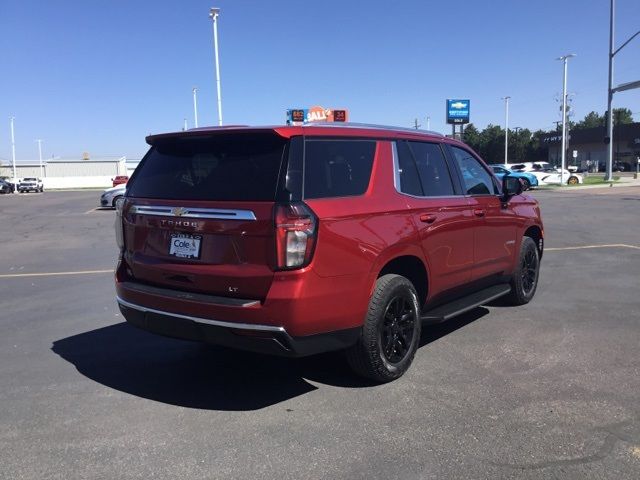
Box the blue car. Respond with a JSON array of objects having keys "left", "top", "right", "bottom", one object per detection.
[{"left": 488, "top": 165, "right": 538, "bottom": 190}]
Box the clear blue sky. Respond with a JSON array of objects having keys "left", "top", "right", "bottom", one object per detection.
[{"left": 1, "top": 0, "right": 639, "bottom": 162}]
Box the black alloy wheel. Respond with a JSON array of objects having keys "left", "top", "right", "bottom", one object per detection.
[
  {"left": 380, "top": 295, "right": 417, "bottom": 364},
  {"left": 505, "top": 236, "right": 540, "bottom": 305},
  {"left": 520, "top": 247, "right": 538, "bottom": 296},
  {"left": 347, "top": 274, "right": 422, "bottom": 382}
]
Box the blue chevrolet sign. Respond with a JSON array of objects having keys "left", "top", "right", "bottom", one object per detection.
[{"left": 446, "top": 99, "right": 470, "bottom": 124}]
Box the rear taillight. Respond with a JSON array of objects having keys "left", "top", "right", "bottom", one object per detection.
[
  {"left": 275, "top": 203, "right": 317, "bottom": 270},
  {"left": 115, "top": 197, "right": 125, "bottom": 250}
]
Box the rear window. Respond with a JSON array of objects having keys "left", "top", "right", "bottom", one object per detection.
[
  {"left": 303, "top": 139, "right": 376, "bottom": 199},
  {"left": 127, "top": 133, "right": 287, "bottom": 201}
]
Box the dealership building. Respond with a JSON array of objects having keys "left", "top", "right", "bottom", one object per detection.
[
  {"left": 0, "top": 157, "right": 129, "bottom": 189},
  {"left": 542, "top": 122, "right": 640, "bottom": 171}
]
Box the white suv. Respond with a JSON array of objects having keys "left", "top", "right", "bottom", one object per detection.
[{"left": 18, "top": 178, "right": 44, "bottom": 193}]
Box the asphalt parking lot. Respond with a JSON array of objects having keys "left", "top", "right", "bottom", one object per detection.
[{"left": 1, "top": 188, "right": 639, "bottom": 479}]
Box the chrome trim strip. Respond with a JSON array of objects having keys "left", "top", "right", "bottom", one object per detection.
[
  {"left": 130, "top": 205, "right": 257, "bottom": 221},
  {"left": 116, "top": 296, "right": 286, "bottom": 333}
]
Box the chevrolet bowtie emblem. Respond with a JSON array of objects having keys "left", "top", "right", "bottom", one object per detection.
[{"left": 172, "top": 207, "right": 188, "bottom": 217}]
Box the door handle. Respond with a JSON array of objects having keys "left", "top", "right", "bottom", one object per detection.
[
  {"left": 419, "top": 214, "right": 437, "bottom": 224},
  {"left": 473, "top": 209, "right": 485, "bottom": 217}
]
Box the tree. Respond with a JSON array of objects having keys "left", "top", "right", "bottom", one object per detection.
[
  {"left": 462, "top": 124, "right": 481, "bottom": 151},
  {"left": 612, "top": 108, "right": 633, "bottom": 126},
  {"left": 574, "top": 111, "right": 604, "bottom": 130}
]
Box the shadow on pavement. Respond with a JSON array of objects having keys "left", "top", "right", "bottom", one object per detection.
[{"left": 52, "top": 309, "right": 486, "bottom": 411}]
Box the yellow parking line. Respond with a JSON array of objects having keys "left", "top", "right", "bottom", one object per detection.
[
  {"left": 0, "top": 269, "right": 113, "bottom": 279},
  {"left": 546, "top": 244, "right": 640, "bottom": 251}
]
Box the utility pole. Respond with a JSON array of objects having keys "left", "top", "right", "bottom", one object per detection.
[
  {"left": 426, "top": 116, "right": 431, "bottom": 130},
  {"left": 413, "top": 118, "right": 420, "bottom": 130},
  {"left": 513, "top": 127, "right": 522, "bottom": 162},
  {"left": 183, "top": 118, "right": 188, "bottom": 131},
  {"left": 192, "top": 87, "right": 199, "bottom": 128},
  {"left": 10, "top": 117, "right": 17, "bottom": 194},
  {"left": 557, "top": 54, "right": 576, "bottom": 186},
  {"left": 36, "top": 139, "right": 43, "bottom": 178},
  {"left": 502, "top": 96, "right": 510, "bottom": 167},
  {"left": 605, "top": 0, "right": 640, "bottom": 181}
]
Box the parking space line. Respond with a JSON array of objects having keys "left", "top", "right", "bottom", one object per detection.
[
  {"left": 546, "top": 244, "right": 640, "bottom": 252},
  {"left": 0, "top": 269, "right": 113, "bottom": 279},
  {"left": 84, "top": 208, "right": 98, "bottom": 214}
]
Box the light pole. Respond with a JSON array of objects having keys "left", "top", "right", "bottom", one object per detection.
[
  {"left": 426, "top": 116, "right": 431, "bottom": 130},
  {"left": 557, "top": 54, "right": 575, "bottom": 186},
  {"left": 192, "top": 87, "right": 199, "bottom": 128},
  {"left": 36, "top": 139, "right": 43, "bottom": 178},
  {"left": 605, "top": 0, "right": 640, "bottom": 181},
  {"left": 10, "top": 117, "right": 17, "bottom": 194},
  {"left": 209, "top": 7, "right": 223, "bottom": 126},
  {"left": 502, "top": 96, "right": 510, "bottom": 167}
]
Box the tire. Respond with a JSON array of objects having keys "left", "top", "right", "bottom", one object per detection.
[
  {"left": 505, "top": 236, "right": 540, "bottom": 305},
  {"left": 346, "top": 274, "right": 422, "bottom": 383},
  {"left": 567, "top": 176, "right": 579, "bottom": 185},
  {"left": 521, "top": 178, "right": 531, "bottom": 191},
  {"left": 111, "top": 195, "right": 123, "bottom": 208}
]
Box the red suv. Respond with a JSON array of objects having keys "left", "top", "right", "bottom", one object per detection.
[
  {"left": 115, "top": 124, "right": 543, "bottom": 382},
  {"left": 112, "top": 175, "right": 129, "bottom": 187}
]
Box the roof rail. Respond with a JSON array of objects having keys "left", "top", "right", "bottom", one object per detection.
[{"left": 302, "top": 121, "right": 444, "bottom": 137}]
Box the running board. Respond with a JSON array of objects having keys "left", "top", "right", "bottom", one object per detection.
[{"left": 421, "top": 284, "right": 511, "bottom": 324}]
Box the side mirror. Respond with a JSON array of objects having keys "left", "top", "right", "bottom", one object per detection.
[{"left": 502, "top": 175, "right": 523, "bottom": 201}]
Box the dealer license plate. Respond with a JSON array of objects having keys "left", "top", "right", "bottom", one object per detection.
[{"left": 169, "top": 233, "right": 202, "bottom": 259}]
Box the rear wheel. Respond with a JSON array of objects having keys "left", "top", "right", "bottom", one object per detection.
[
  {"left": 505, "top": 236, "right": 540, "bottom": 305},
  {"left": 567, "top": 176, "right": 579, "bottom": 185},
  {"left": 346, "top": 274, "right": 421, "bottom": 383}
]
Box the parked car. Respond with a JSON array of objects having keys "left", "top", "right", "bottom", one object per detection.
[
  {"left": 528, "top": 168, "right": 583, "bottom": 185},
  {"left": 0, "top": 178, "right": 16, "bottom": 194},
  {"left": 112, "top": 175, "right": 129, "bottom": 187},
  {"left": 509, "top": 161, "right": 551, "bottom": 172},
  {"left": 100, "top": 183, "right": 126, "bottom": 208},
  {"left": 18, "top": 177, "right": 44, "bottom": 193},
  {"left": 115, "top": 123, "right": 544, "bottom": 383},
  {"left": 488, "top": 165, "right": 539, "bottom": 190}
]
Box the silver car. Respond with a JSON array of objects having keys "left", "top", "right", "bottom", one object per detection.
[{"left": 100, "top": 184, "right": 126, "bottom": 208}]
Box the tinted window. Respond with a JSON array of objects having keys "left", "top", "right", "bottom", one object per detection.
[
  {"left": 127, "top": 133, "right": 287, "bottom": 201},
  {"left": 491, "top": 166, "right": 508, "bottom": 174},
  {"left": 408, "top": 142, "right": 455, "bottom": 196},
  {"left": 450, "top": 146, "right": 496, "bottom": 195},
  {"left": 303, "top": 139, "right": 376, "bottom": 199},
  {"left": 395, "top": 141, "right": 423, "bottom": 196}
]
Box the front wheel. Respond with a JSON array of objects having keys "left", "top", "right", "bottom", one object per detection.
[
  {"left": 505, "top": 236, "right": 540, "bottom": 305},
  {"left": 111, "top": 195, "right": 123, "bottom": 208},
  {"left": 346, "top": 274, "right": 421, "bottom": 383},
  {"left": 521, "top": 178, "right": 531, "bottom": 190}
]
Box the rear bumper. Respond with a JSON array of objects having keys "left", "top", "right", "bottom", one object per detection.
[{"left": 117, "top": 296, "right": 359, "bottom": 357}]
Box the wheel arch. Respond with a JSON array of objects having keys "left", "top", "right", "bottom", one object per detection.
[
  {"left": 523, "top": 224, "right": 544, "bottom": 259},
  {"left": 375, "top": 254, "right": 428, "bottom": 308}
]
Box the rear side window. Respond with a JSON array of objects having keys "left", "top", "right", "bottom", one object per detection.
[
  {"left": 407, "top": 142, "right": 455, "bottom": 196},
  {"left": 127, "top": 133, "right": 287, "bottom": 201},
  {"left": 303, "top": 139, "right": 376, "bottom": 199}
]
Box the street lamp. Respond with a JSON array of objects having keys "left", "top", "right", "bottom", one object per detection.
[
  {"left": 36, "top": 139, "right": 43, "bottom": 179},
  {"left": 502, "top": 96, "right": 510, "bottom": 167},
  {"left": 605, "top": 0, "right": 640, "bottom": 181},
  {"left": 10, "top": 117, "right": 17, "bottom": 194},
  {"left": 209, "top": 7, "right": 223, "bottom": 126},
  {"left": 557, "top": 53, "right": 576, "bottom": 186},
  {"left": 192, "top": 87, "right": 199, "bottom": 128}
]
